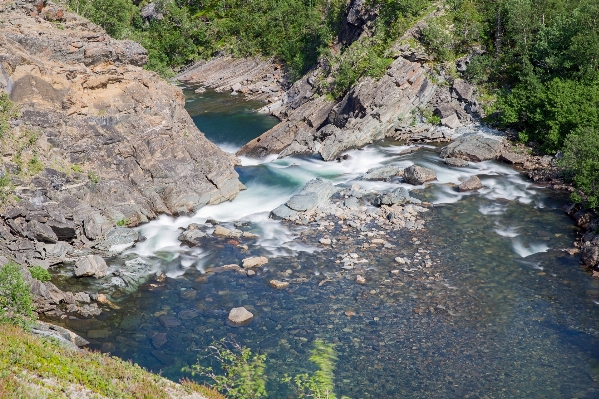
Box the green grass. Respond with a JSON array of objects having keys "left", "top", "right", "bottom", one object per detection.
[{"left": 0, "top": 323, "right": 202, "bottom": 398}]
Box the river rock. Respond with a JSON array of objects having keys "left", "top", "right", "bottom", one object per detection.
[
  {"left": 403, "top": 165, "right": 437, "bottom": 185},
  {"left": 440, "top": 134, "right": 504, "bottom": 162},
  {"left": 375, "top": 187, "right": 420, "bottom": 206},
  {"left": 271, "top": 178, "right": 338, "bottom": 219},
  {"left": 269, "top": 280, "right": 289, "bottom": 289},
  {"left": 242, "top": 256, "right": 268, "bottom": 268},
  {"left": 582, "top": 245, "right": 599, "bottom": 268},
  {"left": 362, "top": 165, "right": 404, "bottom": 180},
  {"left": 148, "top": 332, "right": 168, "bottom": 349},
  {"left": 344, "top": 197, "right": 360, "bottom": 208},
  {"left": 178, "top": 229, "right": 207, "bottom": 245},
  {"left": 320, "top": 238, "right": 332, "bottom": 245},
  {"left": 158, "top": 315, "right": 181, "bottom": 328},
  {"left": 458, "top": 176, "right": 483, "bottom": 192},
  {"left": 499, "top": 151, "right": 527, "bottom": 165},
  {"left": 94, "top": 227, "right": 139, "bottom": 253},
  {"left": 445, "top": 158, "right": 469, "bottom": 167},
  {"left": 356, "top": 275, "right": 366, "bottom": 284},
  {"left": 287, "top": 192, "right": 319, "bottom": 211},
  {"left": 74, "top": 255, "right": 108, "bottom": 278},
  {"left": 228, "top": 307, "right": 254, "bottom": 325}
]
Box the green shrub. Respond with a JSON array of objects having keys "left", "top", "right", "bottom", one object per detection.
[
  {"left": 0, "top": 262, "right": 34, "bottom": 328},
  {"left": 29, "top": 266, "right": 51, "bottom": 283},
  {"left": 71, "top": 164, "right": 84, "bottom": 173},
  {"left": 0, "top": 173, "right": 13, "bottom": 205},
  {"left": 185, "top": 339, "right": 267, "bottom": 399},
  {"left": 67, "top": 0, "right": 137, "bottom": 38},
  {"left": 559, "top": 127, "right": 599, "bottom": 208},
  {"left": 0, "top": 93, "right": 19, "bottom": 139},
  {"left": 420, "top": 17, "right": 455, "bottom": 62},
  {"left": 284, "top": 339, "right": 350, "bottom": 399},
  {"left": 116, "top": 219, "right": 128, "bottom": 227},
  {"left": 497, "top": 78, "right": 599, "bottom": 152},
  {"left": 88, "top": 171, "right": 100, "bottom": 184},
  {"left": 27, "top": 155, "right": 44, "bottom": 175}
]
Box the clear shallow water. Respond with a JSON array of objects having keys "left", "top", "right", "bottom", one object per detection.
[{"left": 49, "top": 92, "right": 599, "bottom": 398}]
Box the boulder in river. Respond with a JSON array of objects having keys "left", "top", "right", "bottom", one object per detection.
[
  {"left": 403, "top": 165, "right": 437, "bottom": 185},
  {"left": 440, "top": 134, "right": 504, "bottom": 162},
  {"left": 362, "top": 165, "right": 404, "bottom": 181},
  {"left": 269, "top": 280, "right": 289, "bottom": 289},
  {"left": 445, "top": 158, "right": 469, "bottom": 167},
  {"left": 375, "top": 187, "right": 420, "bottom": 206},
  {"left": 74, "top": 255, "right": 108, "bottom": 278},
  {"left": 271, "top": 178, "right": 338, "bottom": 220},
  {"left": 228, "top": 307, "right": 254, "bottom": 326},
  {"left": 458, "top": 176, "right": 483, "bottom": 192}
]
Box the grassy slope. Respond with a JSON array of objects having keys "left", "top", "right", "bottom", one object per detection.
[{"left": 0, "top": 323, "right": 224, "bottom": 399}]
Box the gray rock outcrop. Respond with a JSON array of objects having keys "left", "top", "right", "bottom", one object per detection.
[{"left": 237, "top": 55, "right": 437, "bottom": 161}]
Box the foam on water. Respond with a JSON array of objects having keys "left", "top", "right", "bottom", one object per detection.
[{"left": 512, "top": 239, "right": 550, "bottom": 257}]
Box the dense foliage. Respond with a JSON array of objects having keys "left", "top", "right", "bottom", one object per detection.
[
  {"left": 0, "top": 262, "right": 34, "bottom": 328},
  {"left": 417, "top": 0, "right": 599, "bottom": 207}
]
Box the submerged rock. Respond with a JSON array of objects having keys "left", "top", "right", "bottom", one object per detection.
[
  {"left": 242, "top": 256, "right": 268, "bottom": 268},
  {"left": 269, "top": 280, "right": 289, "bottom": 289},
  {"left": 228, "top": 307, "right": 254, "bottom": 325},
  {"left": 403, "top": 165, "right": 437, "bottom": 185}
]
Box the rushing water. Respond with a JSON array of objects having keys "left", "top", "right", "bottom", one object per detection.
[{"left": 49, "top": 90, "right": 599, "bottom": 398}]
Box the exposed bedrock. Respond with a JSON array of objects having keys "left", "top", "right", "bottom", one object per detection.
[
  {"left": 0, "top": 1, "right": 244, "bottom": 315},
  {"left": 237, "top": 56, "right": 438, "bottom": 161}
]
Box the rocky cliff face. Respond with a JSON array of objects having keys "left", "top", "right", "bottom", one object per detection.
[{"left": 0, "top": 0, "right": 243, "bottom": 310}]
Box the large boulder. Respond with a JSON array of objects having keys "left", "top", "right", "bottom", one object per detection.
[
  {"left": 74, "top": 255, "right": 108, "bottom": 278},
  {"left": 440, "top": 134, "right": 504, "bottom": 162},
  {"left": 403, "top": 165, "right": 436, "bottom": 185},
  {"left": 582, "top": 245, "right": 599, "bottom": 268}
]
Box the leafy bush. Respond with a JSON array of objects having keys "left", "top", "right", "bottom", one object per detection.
[
  {"left": 559, "top": 127, "right": 599, "bottom": 208},
  {"left": 0, "top": 92, "right": 19, "bottom": 139},
  {"left": 0, "top": 173, "right": 13, "bottom": 205},
  {"left": 185, "top": 339, "right": 267, "bottom": 399},
  {"left": 284, "top": 339, "right": 350, "bottom": 399},
  {"left": 29, "top": 266, "right": 51, "bottom": 283},
  {"left": 0, "top": 262, "right": 34, "bottom": 328},
  {"left": 497, "top": 78, "right": 599, "bottom": 152},
  {"left": 68, "top": 0, "right": 137, "bottom": 38}
]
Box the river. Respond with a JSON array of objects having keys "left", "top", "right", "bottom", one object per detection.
[{"left": 50, "top": 89, "right": 599, "bottom": 398}]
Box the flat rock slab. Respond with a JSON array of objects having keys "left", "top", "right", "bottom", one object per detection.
[
  {"left": 228, "top": 307, "right": 254, "bottom": 326},
  {"left": 74, "top": 255, "right": 108, "bottom": 278},
  {"left": 440, "top": 134, "right": 504, "bottom": 162},
  {"left": 242, "top": 256, "right": 268, "bottom": 268},
  {"left": 458, "top": 175, "right": 483, "bottom": 192},
  {"left": 403, "top": 165, "right": 437, "bottom": 185}
]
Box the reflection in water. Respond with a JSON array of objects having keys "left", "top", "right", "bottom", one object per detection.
[{"left": 48, "top": 90, "right": 599, "bottom": 398}]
